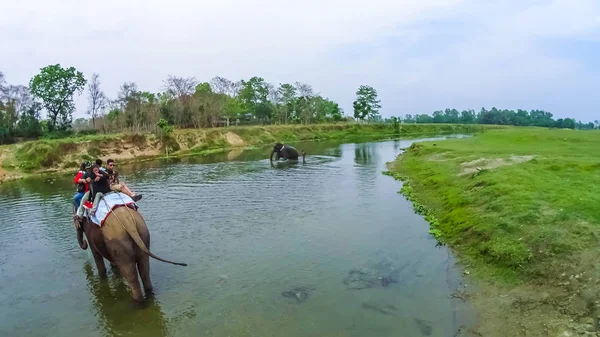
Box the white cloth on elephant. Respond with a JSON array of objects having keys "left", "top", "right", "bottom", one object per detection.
[{"left": 90, "top": 192, "right": 138, "bottom": 227}]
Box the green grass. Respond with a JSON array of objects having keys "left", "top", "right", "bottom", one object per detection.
[{"left": 389, "top": 127, "right": 600, "bottom": 284}]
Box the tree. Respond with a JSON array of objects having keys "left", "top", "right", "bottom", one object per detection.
[
  {"left": 278, "top": 83, "right": 297, "bottom": 123},
  {"left": 87, "top": 73, "right": 107, "bottom": 129},
  {"left": 238, "top": 77, "right": 269, "bottom": 118},
  {"left": 18, "top": 102, "right": 42, "bottom": 138},
  {"left": 210, "top": 76, "right": 241, "bottom": 97},
  {"left": 223, "top": 96, "right": 243, "bottom": 126},
  {"left": 163, "top": 75, "right": 198, "bottom": 97},
  {"left": 294, "top": 82, "right": 315, "bottom": 124},
  {"left": 353, "top": 85, "right": 381, "bottom": 122},
  {"left": 29, "top": 64, "right": 86, "bottom": 132},
  {"left": 390, "top": 116, "right": 400, "bottom": 133},
  {"left": 0, "top": 72, "right": 42, "bottom": 141},
  {"left": 0, "top": 72, "right": 8, "bottom": 103}
]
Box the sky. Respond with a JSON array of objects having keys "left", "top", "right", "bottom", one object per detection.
[{"left": 1, "top": 0, "right": 599, "bottom": 121}]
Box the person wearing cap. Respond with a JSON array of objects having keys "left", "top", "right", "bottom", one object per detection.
[{"left": 73, "top": 161, "right": 91, "bottom": 209}]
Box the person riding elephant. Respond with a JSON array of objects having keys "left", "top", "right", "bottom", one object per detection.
[
  {"left": 73, "top": 161, "right": 92, "bottom": 209},
  {"left": 77, "top": 205, "right": 187, "bottom": 302},
  {"left": 270, "top": 142, "right": 305, "bottom": 163}
]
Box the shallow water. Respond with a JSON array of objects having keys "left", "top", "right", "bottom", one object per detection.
[{"left": 0, "top": 136, "right": 472, "bottom": 337}]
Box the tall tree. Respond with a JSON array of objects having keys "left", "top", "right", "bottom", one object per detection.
[
  {"left": 278, "top": 83, "right": 297, "bottom": 123},
  {"left": 163, "top": 75, "right": 198, "bottom": 97},
  {"left": 294, "top": 82, "right": 315, "bottom": 124},
  {"left": 353, "top": 85, "right": 381, "bottom": 122},
  {"left": 29, "top": 64, "right": 86, "bottom": 132},
  {"left": 209, "top": 76, "right": 241, "bottom": 97},
  {"left": 86, "top": 73, "right": 107, "bottom": 128},
  {"left": 0, "top": 72, "right": 7, "bottom": 100},
  {"left": 17, "top": 102, "right": 43, "bottom": 138},
  {"left": 238, "top": 77, "right": 269, "bottom": 118}
]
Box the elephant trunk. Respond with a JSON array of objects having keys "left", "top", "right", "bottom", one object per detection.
[
  {"left": 270, "top": 150, "right": 275, "bottom": 163},
  {"left": 77, "top": 228, "right": 88, "bottom": 250}
]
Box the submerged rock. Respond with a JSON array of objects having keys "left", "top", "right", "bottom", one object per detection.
[
  {"left": 281, "top": 286, "right": 315, "bottom": 303},
  {"left": 343, "top": 268, "right": 400, "bottom": 290},
  {"left": 361, "top": 302, "right": 398, "bottom": 316},
  {"left": 344, "top": 253, "right": 409, "bottom": 290},
  {"left": 414, "top": 318, "right": 433, "bottom": 336}
]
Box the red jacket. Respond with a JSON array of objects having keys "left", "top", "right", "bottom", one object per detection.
[{"left": 74, "top": 171, "right": 89, "bottom": 193}]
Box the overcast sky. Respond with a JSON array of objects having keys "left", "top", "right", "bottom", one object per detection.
[{"left": 1, "top": 0, "right": 599, "bottom": 121}]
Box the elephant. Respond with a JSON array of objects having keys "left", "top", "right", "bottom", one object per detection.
[
  {"left": 270, "top": 142, "right": 306, "bottom": 164},
  {"left": 76, "top": 205, "right": 187, "bottom": 302}
]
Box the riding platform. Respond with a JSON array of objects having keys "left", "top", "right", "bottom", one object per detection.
[{"left": 81, "top": 192, "right": 138, "bottom": 227}]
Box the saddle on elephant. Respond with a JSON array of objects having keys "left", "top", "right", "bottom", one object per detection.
[{"left": 78, "top": 192, "right": 139, "bottom": 227}]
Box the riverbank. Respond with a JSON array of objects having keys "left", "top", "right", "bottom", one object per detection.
[
  {"left": 388, "top": 127, "right": 600, "bottom": 336},
  {"left": 0, "top": 123, "right": 498, "bottom": 182}
]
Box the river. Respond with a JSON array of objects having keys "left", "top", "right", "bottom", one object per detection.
[{"left": 0, "top": 136, "right": 473, "bottom": 337}]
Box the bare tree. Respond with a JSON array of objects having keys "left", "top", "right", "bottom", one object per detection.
[
  {"left": 210, "top": 76, "right": 233, "bottom": 95},
  {"left": 118, "top": 82, "right": 138, "bottom": 101},
  {"left": 294, "top": 82, "right": 314, "bottom": 98},
  {"left": 0, "top": 72, "right": 7, "bottom": 100},
  {"left": 266, "top": 83, "right": 281, "bottom": 104},
  {"left": 209, "top": 76, "right": 244, "bottom": 98},
  {"left": 231, "top": 80, "right": 243, "bottom": 97},
  {"left": 294, "top": 82, "right": 315, "bottom": 124},
  {"left": 87, "top": 73, "right": 107, "bottom": 128},
  {"left": 0, "top": 73, "right": 32, "bottom": 135},
  {"left": 7, "top": 85, "right": 32, "bottom": 114},
  {"left": 163, "top": 75, "right": 198, "bottom": 98}
]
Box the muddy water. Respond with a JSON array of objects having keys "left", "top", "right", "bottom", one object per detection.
[{"left": 0, "top": 136, "right": 473, "bottom": 337}]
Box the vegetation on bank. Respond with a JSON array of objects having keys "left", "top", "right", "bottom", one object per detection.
[
  {"left": 0, "top": 123, "right": 498, "bottom": 179},
  {"left": 388, "top": 127, "right": 600, "bottom": 283},
  {"left": 401, "top": 107, "right": 597, "bottom": 130}
]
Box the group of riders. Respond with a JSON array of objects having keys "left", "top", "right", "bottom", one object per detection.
[{"left": 72, "top": 158, "right": 142, "bottom": 229}]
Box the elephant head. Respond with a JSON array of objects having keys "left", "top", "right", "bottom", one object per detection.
[{"left": 270, "top": 142, "right": 284, "bottom": 162}]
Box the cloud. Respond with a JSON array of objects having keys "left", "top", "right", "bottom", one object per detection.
[{"left": 1, "top": 0, "right": 599, "bottom": 121}]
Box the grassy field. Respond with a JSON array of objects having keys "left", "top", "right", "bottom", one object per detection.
[
  {"left": 0, "top": 123, "right": 498, "bottom": 180},
  {"left": 388, "top": 127, "right": 600, "bottom": 284}
]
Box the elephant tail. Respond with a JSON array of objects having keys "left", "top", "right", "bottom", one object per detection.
[{"left": 115, "top": 207, "right": 188, "bottom": 267}]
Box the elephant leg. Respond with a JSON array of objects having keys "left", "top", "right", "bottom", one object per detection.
[
  {"left": 91, "top": 249, "right": 107, "bottom": 279},
  {"left": 137, "top": 255, "right": 154, "bottom": 295},
  {"left": 120, "top": 262, "right": 144, "bottom": 302},
  {"left": 110, "top": 263, "right": 120, "bottom": 275}
]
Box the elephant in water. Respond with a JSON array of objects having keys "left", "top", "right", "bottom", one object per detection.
[
  {"left": 77, "top": 206, "right": 187, "bottom": 302},
  {"left": 270, "top": 142, "right": 306, "bottom": 164}
]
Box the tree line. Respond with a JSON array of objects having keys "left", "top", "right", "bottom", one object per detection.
[
  {"left": 3, "top": 64, "right": 384, "bottom": 144},
  {"left": 393, "top": 108, "right": 597, "bottom": 130},
  {"left": 1, "top": 63, "right": 596, "bottom": 145}
]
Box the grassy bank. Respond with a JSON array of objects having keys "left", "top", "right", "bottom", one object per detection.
[
  {"left": 0, "top": 123, "right": 498, "bottom": 181},
  {"left": 389, "top": 127, "right": 600, "bottom": 282},
  {"left": 388, "top": 127, "right": 600, "bottom": 335}
]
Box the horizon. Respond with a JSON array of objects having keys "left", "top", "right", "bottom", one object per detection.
[{"left": 2, "top": 0, "right": 599, "bottom": 122}]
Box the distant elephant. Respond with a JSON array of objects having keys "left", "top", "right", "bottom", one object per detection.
[
  {"left": 77, "top": 206, "right": 187, "bottom": 302},
  {"left": 270, "top": 142, "right": 306, "bottom": 164}
]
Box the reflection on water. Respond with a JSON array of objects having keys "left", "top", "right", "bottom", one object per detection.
[
  {"left": 354, "top": 143, "right": 377, "bottom": 166},
  {"left": 84, "top": 263, "right": 169, "bottom": 337},
  {"left": 0, "top": 136, "right": 473, "bottom": 337}
]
